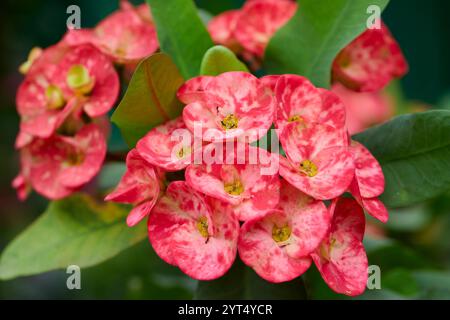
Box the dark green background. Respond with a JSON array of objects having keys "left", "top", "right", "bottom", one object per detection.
[{"left": 0, "top": 0, "right": 449, "bottom": 299}]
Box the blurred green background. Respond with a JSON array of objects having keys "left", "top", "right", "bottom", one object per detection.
[{"left": 0, "top": 0, "right": 449, "bottom": 299}]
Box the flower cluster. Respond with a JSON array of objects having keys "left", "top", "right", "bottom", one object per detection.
[
  {"left": 13, "top": 2, "right": 158, "bottom": 200},
  {"left": 208, "top": 0, "right": 408, "bottom": 92},
  {"left": 107, "top": 71, "right": 387, "bottom": 296}
]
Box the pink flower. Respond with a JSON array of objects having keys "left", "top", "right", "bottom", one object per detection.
[
  {"left": 234, "top": 0, "right": 297, "bottom": 58},
  {"left": 332, "top": 83, "right": 394, "bottom": 135},
  {"left": 311, "top": 197, "right": 368, "bottom": 296},
  {"left": 279, "top": 122, "right": 355, "bottom": 200},
  {"left": 185, "top": 143, "right": 280, "bottom": 221},
  {"left": 333, "top": 22, "right": 408, "bottom": 92},
  {"left": 136, "top": 117, "right": 198, "bottom": 171},
  {"left": 274, "top": 75, "right": 346, "bottom": 131},
  {"left": 181, "top": 72, "right": 275, "bottom": 143},
  {"left": 208, "top": 10, "right": 242, "bottom": 52},
  {"left": 238, "top": 180, "right": 331, "bottom": 282},
  {"left": 17, "top": 124, "right": 107, "bottom": 200},
  {"left": 105, "top": 149, "right": 162, "bottom": 227},
  {"left": 63, "top": 3, "right": 158, "bottom": 64},
  {"left": 148, "top": 181, "right": 240, "bottom": 280},
  {"left": 348, "top": 141, "right": 388, "bottom": 223},
  {"left": 16, "top": 44, "right": 119, "bottom": 138}
]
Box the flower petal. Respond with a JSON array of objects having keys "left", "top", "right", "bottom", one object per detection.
[
  {"left": 239, "top": 211, "right": 312, "bottom": 283},
  {"left": 278, "top": 180, "right": 331, "bottom": 257},
  {"left": 137, "top": 117, "right": 195, "bottom": 171},
  {"left": 234, "top": 0, "right": 297, "bottom": 57},
  {"left": 311, "top": 197, "right": 368, "bottom": 296},
  {"left": 58, "top": 124, "right": 107, "bottom": 188},
  {"left": 148, "top": 181, "right": 239, "bottom": 280},
  {"left": 333, "top": 21, "right": 408, "bottom": 92},
  {"left": 350, "top": 141, "right": 384, "bottom": 198},
  {"left": 275, "top": 75, "right": 323, "bottom": 129}
]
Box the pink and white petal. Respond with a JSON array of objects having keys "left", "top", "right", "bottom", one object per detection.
[
  {"left": 126, "top": 198, "right": 158, "bottom": 227},
  {"left": 311, "top": 197, "right": 367, "bottom": 296},
  {"left": 329, "top": 197, "right": 366, "bottom": 241},
  {"left": 279, "top": 122, "right": 347, "bottom": 165},
  {"left": 177, "top": 76, "right": 214, "bottom": 105},
  {"left": 185, "top": 164, "right": 242, "bottom": 205},
  {"left": 137, "top": 117, "right": 193, "bottom": 171},
  {"left": 173, "top": 199, "right": 239, "bottom": 280},
  {"left": 15, "top": 131, "right": 34, "bottom": 149},
  {"left": 362, "top": 197, "right": 388, "bottom": 223},
  {"left": 307, "top": 147, "right": 355, "bottom": 200},
  {"left": 59, "top": 124, "right": 107, "bottom": 188},
  {"left": 260, "top": 75, "right": 281, "bottom": 93},
  {"left": 311, "top": 240, "right": 368, "bottom": 296},
  {"left": 351, "top": 141, "right": 384, "bottom": 198},
  {"left": 317, "top": 88, "right": 347, "bottom": 130},
  {"left": 233, "top": 166, "right": 280, "bottom": 221},
  {"left": 105, "top": 149, "right": 159, "bottom": 204},
  {"left": 239, "top": 215, "right": 312, "bottom": 283},
  {"left": 149, "top": 182, "right": 239, "bottom": 280},
  {"left": 208, "top": 10, "right": 241, "bottom": 48},
  {"left": 234, "top": 0, "right": 297, "bottom": 57},
  {"left": 183, "top": 102, "right": 219, "bottom": 137},
  {"left": 275, "top": 75, "right": 323, "bottom": 128},
  {"left": 278, "top": 180, "right": 331, "bottom": 257},
  {"left": 349, "top": 179, "right": 388, "bottom": 223}
]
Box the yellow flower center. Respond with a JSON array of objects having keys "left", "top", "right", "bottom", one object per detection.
[
  {"left": 288, "top": 115, "right": 304, "bottom": 123},
  {"left": 272, "top": 225, "right": 291, "bottom": 243},
  {"left": 177, "top": 146, "right": 191, "bottom": 159},
  {"left": 224, "top": 180, "right": 244, "bottom": 196},
  {"left": 220, "top": 114, "right": 239, "bottom": 130},
  {"left": 299, "top": 160, "right": 318, "bottom": 177},
  {"left": 45, "top": 85, "right": 65, "bottom": 110},
  {"left": 67, "top": 64, "right": 95, "bottom": 95},
  {"left": 65, "top": 150, "right": 85, "bottom": 166},
  {"left": 196, "top": 216, "right": 210, "bottom": 238}
]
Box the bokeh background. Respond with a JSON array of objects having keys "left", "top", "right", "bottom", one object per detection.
[{"left": 0, "top": 0, "right": 449, "bottom": 299}]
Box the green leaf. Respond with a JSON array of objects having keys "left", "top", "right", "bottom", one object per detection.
[
  {"left": 265, "top": 0, "right": 389, "bottom": 88},
  {"left": 111, "top": 53, "right": 185, "bottom": 147},
  {"left": 354, "top": 110, "right": 450, "bottom": 208},
  {"left": 194, "top": 259, "right": 307, "bottom": 299},
  {"left": 146, "top": 0, "right": 213, "bottom": 79},
  {"left": 0, "top": 194, "right": 146, "bottom": 280},
  {"left": 200, "top": 45, "right": 249, "bottom": 76}
]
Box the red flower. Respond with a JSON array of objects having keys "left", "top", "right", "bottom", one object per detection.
[
  {"left": 238, "top": 180, "right": 331, "bottom": 282},
  {"left": 333, "top": 22, "right": 408, "bottom": 92},
  {"left": 279, "top": 122, "right": 355, "bottom": 200},
  {"left": 105, "top": 149, "right": 162, "bottom": 227},
  {"left": 16, "top": 44, "right": 119, "bottom": 138},
  {"left": 16, "top": 124, "right": 107, "bottom": 200},
  {"left": 63, "top": 4, "right": 158, "bottom": 64},
  {"left": 148, "top": 181, "right": 240, "bottom": 280},
  {"left": 136, "top": 117, "right": 198, "bottom": 171},
  {"left": 208, "top": 10, "right": 242, "bottom": 52},
  {"left": 185, "top": 143, "right": 280, "bottom": 221},
  {"left": 311, "top": 197, "right": 368, "bottom": 296},
  {"left": 234, "top": 0, "right": 297, "bottom": 58},
  {"left": 181, "top": 72, "right": 275, "bottom": 142}
]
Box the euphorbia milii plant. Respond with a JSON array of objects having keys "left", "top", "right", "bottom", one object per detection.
[{"left": 10, "top": 0, "right": 439, "bottom": 301}]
